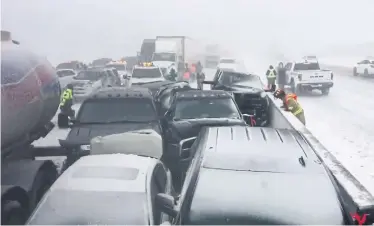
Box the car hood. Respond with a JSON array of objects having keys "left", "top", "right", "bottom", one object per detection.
[
  {"left": 170, "top": 118, "right": 246, "bottom": 140},
  {"left": 132, "top": 77, "right": 165, "bottom": 84},
  {"left": 152, "top": 61, "right": 174, "bottom": 69},
  {"left": 64, "top": 122, "right": 160, "bottom": 145}
]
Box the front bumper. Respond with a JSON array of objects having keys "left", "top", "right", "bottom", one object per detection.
[{"left": 298, "top": 82, "right": 334, "bottom": 89}]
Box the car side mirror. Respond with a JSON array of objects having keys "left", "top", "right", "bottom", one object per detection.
[
  {"left": 164, "top": 110, "right": 172, "bottom": 118},
  {"left": 155, "top": 193, "right": 178, "bottom": 218},
  {"left": 179, "top": 137, "right": 197, "bottom": 160}
]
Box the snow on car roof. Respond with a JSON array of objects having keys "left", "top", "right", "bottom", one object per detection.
[
  {"left": 51, "top": 153, "right": 157, "bottom": 193},
  {"left": 90, "top": 129, "right": 163, "bottom": 159}
]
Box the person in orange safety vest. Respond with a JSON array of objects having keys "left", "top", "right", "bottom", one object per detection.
[{"left": 274, "top": 89, "right": 305, "bottom": 125}]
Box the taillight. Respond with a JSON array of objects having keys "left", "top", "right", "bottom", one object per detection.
[
  {"left": 298, "top": 74, "right": 302, "bottom": 80},
  {"left": 331, "top": 73, "right": 334, "bottom": 80}
]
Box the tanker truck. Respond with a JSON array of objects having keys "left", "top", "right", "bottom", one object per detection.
[{"left": 1, "top": 31, "right": 65, "bottom": 224}]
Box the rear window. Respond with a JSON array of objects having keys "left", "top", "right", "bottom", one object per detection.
[
  {"left": 218, "top": 72, "right": 262, "bottom": 89},
  {"left": 174, "top": 98, "right": 240, "bottom": 120},
  {"left": 27, "top": 190, "right": 146, "bottom": 225},
  {"left": 74, "top": 70, "right": 103, "bottom": 81},
  {"left": 77, "top": 98, "right": 157, "bottom": 123},
  {"left": 294, "top": 62, "right": 320, "bottom": 70},
  {"left": 220, "top": 59, "right": 235, "bottom": 64},
  {"left": 132, "top": 68, "right": 162, "bottom": 78},
  {"left": 57, "top": 70, "right": 75, "bottom": 77}
]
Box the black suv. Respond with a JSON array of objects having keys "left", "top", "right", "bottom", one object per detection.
[{"left": 59, "top": 87, "right": 162, "bottom": 163}]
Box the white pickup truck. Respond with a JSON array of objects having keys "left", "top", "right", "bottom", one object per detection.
[{"left": 284, "top": 58, "right": 334, "bottom": 95}]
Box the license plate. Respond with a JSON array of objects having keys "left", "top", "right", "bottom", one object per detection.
[{"left": 311, "top": 84, "right": 322, "bottom": 87}]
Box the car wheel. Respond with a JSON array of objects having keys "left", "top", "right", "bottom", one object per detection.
[
  {"left": 321, "top": 88, "right": 330, "bottom": 95},
  {"left": 353, "top": 67, "right": 358, "bottom": 76},
  {"left": 364, "top": 69, "right": 369, "bottom": 76}
]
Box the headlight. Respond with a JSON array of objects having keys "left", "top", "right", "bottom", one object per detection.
[
  {"left": 260, "top": 92, "right": 266, "bottom": 98},
  {"left": 80, "top": 145, "right": 91, "bottom": 151}
]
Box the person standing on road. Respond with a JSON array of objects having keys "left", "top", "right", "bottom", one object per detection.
[
  {"left": 273, "top": 89, "right": 305, "bottom": 125},
  {"left": 196, "top": 72, "right": 205, "bottom": 90},
  {"left": 59, "top": 84, "right": 75, "bottom": 119},
  {"left": 277, "top": 62, "right": 287, "bottom": 89},
  {"left": 266, "top": 65, "right": 277, "bottom": 89}
]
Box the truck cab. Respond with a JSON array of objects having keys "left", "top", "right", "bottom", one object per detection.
[{"left": 284, "top": 57, "right": 334, "bottom": 95}]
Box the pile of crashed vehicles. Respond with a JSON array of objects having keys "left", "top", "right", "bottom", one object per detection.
[{"left": 1, "top": 30, "right": 374, "bottom": 225}]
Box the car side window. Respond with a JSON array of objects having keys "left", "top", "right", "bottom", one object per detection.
[{"left": 150, "top": 163, "right": 168, "bottom": 225}]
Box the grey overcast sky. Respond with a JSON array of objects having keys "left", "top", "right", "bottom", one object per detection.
[{"left": 2, "top": 0, "right": 374, "bottom": 64}]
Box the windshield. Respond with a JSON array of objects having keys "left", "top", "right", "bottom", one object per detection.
[
  {"left": 57, "top": 70, "right": 75, "bottom": 77},
  {"left": 77, "top": 98, "right": 156, "bottom": 123},
  {"left": 27, "top": 190, "right": 146, "bottom": 225},
  {"left": 220, "top": 59, "right": 235, "bottom": 64},
  {"left": 106, "top": 64, "right": 126, "bottom": 71},
  {"left": 174, "top": 98, "right": 240, "bottom": 120},
  {"left": 132, "top": 68, "right": 162, "bottom": 78},
  {"left": 152, "top": 52, "right": 176, "bottom": 62},
  {"left": 218, "top": 72, "right": 262, "bottom": 88},
  {"left": 74, "top": 71, "right": 103, "bottom": 81},
  {"left": 294, "top": 62, "right": 320, "bottom": 70}
]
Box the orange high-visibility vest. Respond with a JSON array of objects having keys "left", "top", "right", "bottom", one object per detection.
[{"left": 285, "top": 93, "right": 297, "bottom": 104}]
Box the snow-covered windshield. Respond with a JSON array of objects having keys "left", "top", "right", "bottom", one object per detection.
[
  {"left": 78, "top": 99, "right": 157, "bottom": 123},
  {"left": 294, "top": 62, "right": 320, "bottom": 70},
  {"left": 74, "top": 71, "right": 103, "bottom": 81},
  {"left": 174, "top": 98, "right": 240, "bottom": 120},
  {"left": 105, "top": 64, "right": 126, "bottom": 71},
  {"left": 132, "top": 68, "right": 162, "bottom": 78},
  {"left": 152, "top": 52, "right": 175, "bottom": 62},
  {"left": 218, "top": 72, "right": 262, "bottom": 89}
]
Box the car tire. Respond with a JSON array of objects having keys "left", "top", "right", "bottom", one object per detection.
[
  {"left": 353, "top": 67, "right": 358, "bottom": 76},
  {"left": 364, "top": 69, "right": 369, "bottom": 76},
  {"left": 321, "top": 88, "right": 330, "bottom": 95}
]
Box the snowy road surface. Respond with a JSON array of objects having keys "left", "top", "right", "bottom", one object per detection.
[
  {"left": 298, "top": 66, "right": 374, "bottom": 195},
  {"left": 243, "top": 55, "right": 374, "bottom": 195}
]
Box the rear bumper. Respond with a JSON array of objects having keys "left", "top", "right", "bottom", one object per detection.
[{"left": 298, "top": 82, "right": 334, "bottom": 89}]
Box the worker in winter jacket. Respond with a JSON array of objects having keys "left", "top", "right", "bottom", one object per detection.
[
  {"left": 59, "top": 84, "right": 75, "bottom": 119},
  {"left": 277, "top": 62, "right": 287, "bottom": 89},
  {"left": 266, "top": 65, "right": 277, "bottom": 89},
  {"left": 274, "top": 89, "right": 305, "bottom": 125},
  {"left": 196, "top": 72, "right": 205, "bottom": 90}
]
